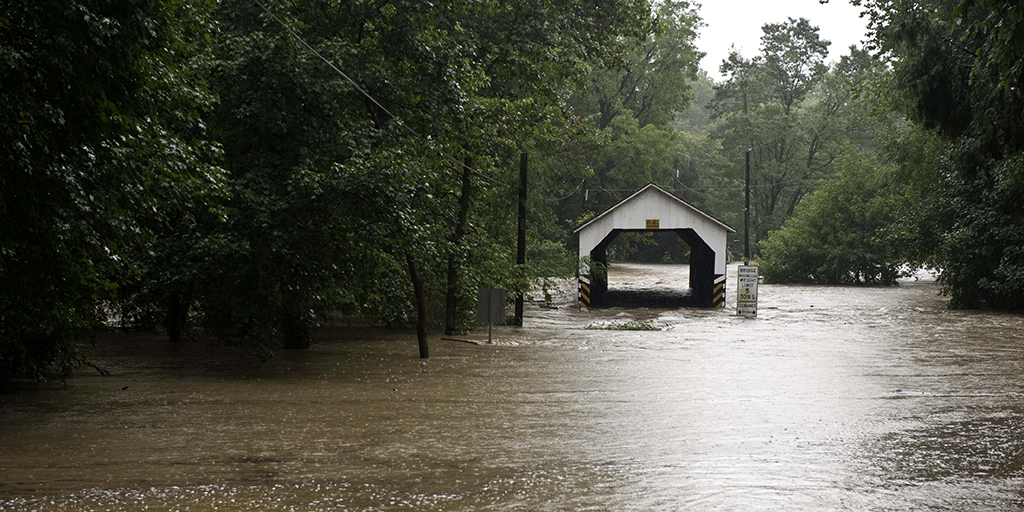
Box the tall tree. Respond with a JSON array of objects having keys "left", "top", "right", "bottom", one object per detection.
[
  {"left": 0, "top": 0, "right": 222, "bottom": 382},
  {"left": 567, "top": 0, "right": 704, "bottom": 207},
  {"left": 434, "top": 0, "right": 653, "bottom": 334},
  {"left": 711, "top": 18, "right": 878, "bottom": 247},
  {"left": 201, "top": 0, "right": 478, "bottom": 355},
  {"left": 853, "top": 0, "right": 1024, "bottom": 308}
]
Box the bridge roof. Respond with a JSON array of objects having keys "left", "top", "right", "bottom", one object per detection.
[{"left": 573, "top": 183, "right": 735, "bottom": 235}]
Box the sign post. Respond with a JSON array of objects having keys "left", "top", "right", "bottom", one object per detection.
[
  {"left": 476, "top": 288, "right": 505, "bottom": 344},
  {"left": 737, "top": 265, "right": 758, "bottom": 318}
]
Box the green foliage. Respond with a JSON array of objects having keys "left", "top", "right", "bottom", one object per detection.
[
  {"left": 566, "top": 0, "right": 704, "bottom": 209},
  {"left": 672, "top": 71, "right": 717, "bottom": 134},
  {"left": 855, "top": 0, "right": 1024, "bottom": 309},
  {"left": 711, "top": 20, "right": 882, "bottom": 250},
  {"left": 0, "top": 0, "right": 222, "bottom": 382},
  {"left": 882, "top": 121, "right": 1024, "bottom": 309},
  {"left": 569, "top": 1, "right": 702, "bottom": 130},
  {"left": 952, "top": 0, "right": 1024, "bottom": 91},
  {"left": 759, "top": 150, "right": 901, "bottom": 285}
]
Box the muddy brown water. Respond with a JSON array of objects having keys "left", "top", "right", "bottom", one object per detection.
[{"left": 2, "top": 263, "right": 1024, "bottom": 511}]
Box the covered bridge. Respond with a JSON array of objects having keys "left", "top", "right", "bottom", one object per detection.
[{"left": 574, "top": 183, "right": 735, "bottom": 309}]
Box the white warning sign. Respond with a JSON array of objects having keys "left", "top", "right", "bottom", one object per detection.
[{"left": 737, "top": 265, "right": 758, "bottom": 318}]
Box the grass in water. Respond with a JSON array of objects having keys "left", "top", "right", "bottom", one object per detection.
[{"left": 585, "top": 320, "right": 662, "bottom": 331}]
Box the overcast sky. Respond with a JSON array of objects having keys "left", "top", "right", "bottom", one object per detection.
[{"left": 694, "top": 0, "right": 871, "bottom": 79}]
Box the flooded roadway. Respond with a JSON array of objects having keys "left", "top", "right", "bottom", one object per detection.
[{"left": 2, "top": 263, "right": 1024, "bottom": 511}]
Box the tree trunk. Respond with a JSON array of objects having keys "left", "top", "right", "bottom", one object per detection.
[
  {"left": 445, "top": 155, "right": 473, "bottom": 335},
  {"left": 166, "top": 281, "right": 193, "bottom": 343},
  {"left": 281, "top": 307, "right": 312, "bottom": 350},
  {"left": 785, "top": 187, "right": 804, "bottom": 217},
  {"left": 406, "top": 253, "right": 429, "bottom": 358},
  {"left": 513, "top": 152, "right": 527, "bottom": 326}
]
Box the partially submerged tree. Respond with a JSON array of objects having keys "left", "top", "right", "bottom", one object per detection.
[
  {"left": 0, "top": 0, "right": 222, "bottom": 382},
  {"left": 759, "top": 150, "right": 901, "bottom": 285},
  {"left": 852, "top": 0, "right": 1024, "bottom": 308}
]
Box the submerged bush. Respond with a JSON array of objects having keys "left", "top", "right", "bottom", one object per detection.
[{"left": 759, "top": 151, "right": 903, "bottom": 285}]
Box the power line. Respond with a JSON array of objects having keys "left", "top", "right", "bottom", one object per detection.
[
  {"left": 552, "top": 179, "right": 586, "bottom": 201},
  {"left": 250, "top": 0, "right": 513, "bottom": 188},
  {"left": 587, "top": 174, "right": 821, "bottom": 198},
  {"left": 254, "top": 1, "right": 838, "bottom": 196}
]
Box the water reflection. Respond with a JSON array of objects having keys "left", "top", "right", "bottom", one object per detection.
[{"left": 2, "top": 263, "right": 1023, "bottom": 511}]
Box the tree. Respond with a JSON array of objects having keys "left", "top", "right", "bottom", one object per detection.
[
  {"left": 0, "top": 0, "right": 222, "bottom": 382},
  {"left": 570, "top": 0, "right": 703, "bottom": 131},
  {"left": 200, "top": 0, "right": 485, "bottom": 356},
  {"left": 672, "top": 70, "right": 717, "bottom": 134},
  {"left": 759, "top": 149, "right": 901, "bottom": 285},
  {"left": 712, "top": 18, "right": 831, "bottom": 242},
  {"left": 711, "top": 19, "right": 881, "bottom": 248},
  {"left": 853, "top": 0, "right": 1024, "bottom": 309},
  {"left": 432, "top": 0, "right": 653, "bottom": 335},
  {"left": 953, "top": 0, "right": 1024, "bottom": 90},
  {"left": 564, "top": 0, "right": 704, "bottom": 213}
]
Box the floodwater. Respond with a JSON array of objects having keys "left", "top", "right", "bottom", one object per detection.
[{"left": 2, "top": 263, "right": 1024, "bottom": 511}]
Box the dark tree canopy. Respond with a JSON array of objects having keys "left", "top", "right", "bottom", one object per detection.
[
  {"left": 852, "top": 0, "right": 1024, "bottom": 308},
  {"left": 0, "top": 0, "right": 672, "bottom": 382},
  {"left": 1, "top": 0, "right": 221, "bottom": 382}
]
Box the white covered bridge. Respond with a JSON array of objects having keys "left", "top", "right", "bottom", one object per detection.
[{"left": 574, "top": 183, "right": 735, "bottom": 309}]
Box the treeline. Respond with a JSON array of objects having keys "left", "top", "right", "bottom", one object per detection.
[
  {"left": 2, "top": 0, "right": 1021, "bottom": 382},
  {"left": 755, "top": 0, "right": 1024, "bottom": 311},
  {"left": 1, "top": 0, "right": 705, "bottom": 382}
]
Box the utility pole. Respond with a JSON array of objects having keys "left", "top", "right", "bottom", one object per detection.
[
  {"left": 744, "top": 148, "right": 751, "bottom": 265},
  {"left": 514, "top": 152, "right": 527, "bottom": 326}
]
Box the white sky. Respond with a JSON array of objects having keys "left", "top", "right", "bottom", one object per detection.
[{"left": 694, "top": 0, "right": 871, "bottom": 79}]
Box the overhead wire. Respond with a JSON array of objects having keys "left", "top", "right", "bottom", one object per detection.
[
  {"left": 253, "top": 0, "right": 833, "bottom": 197},
  {"left": 250, "top": 0, "right": 514, "bottom": 188},
  {"left": 552, "top": 179, "right": 586, "bottom": 201},
  {"left": 590, "top": 172, "right": 821, "bottom": 198}
]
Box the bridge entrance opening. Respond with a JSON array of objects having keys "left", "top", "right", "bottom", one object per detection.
[
  {"left": 585, "top": 228, "right": 718, "bottom": 308},
  {"left": 605, "top": 230, "right": 691, "bottom": 265}
]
